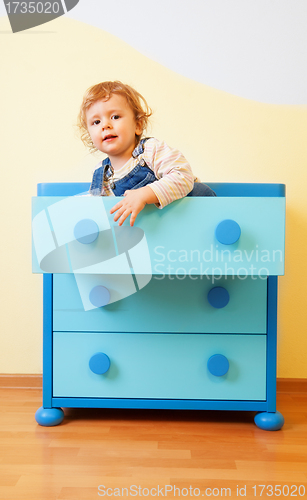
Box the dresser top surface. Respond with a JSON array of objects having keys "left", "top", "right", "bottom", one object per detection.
[{"left": 37, "top": 182, "right": 286, "bottom": 197}]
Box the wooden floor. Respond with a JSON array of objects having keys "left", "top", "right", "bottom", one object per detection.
[{"left": 0, "top": 389, "right": 306, "bottom": 500}]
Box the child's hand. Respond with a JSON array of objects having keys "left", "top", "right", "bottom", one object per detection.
[{"left": 110, "top": 186, "right": 159, "bottom": 226}]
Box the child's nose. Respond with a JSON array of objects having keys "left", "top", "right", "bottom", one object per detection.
[{"left": 101, "top": 117, "right": 111, "bottom": 130}]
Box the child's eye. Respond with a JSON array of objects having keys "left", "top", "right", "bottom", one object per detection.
[
  {"left": 93, "top": 119, "right": 100, "bottom": 125},
  {"left": 111, "top": 115, "right": 120, "bottom": 120}
]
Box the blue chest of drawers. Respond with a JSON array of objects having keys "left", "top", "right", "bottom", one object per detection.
[{"left": 32, "top": 182, "right": 286, "bottom": 430}]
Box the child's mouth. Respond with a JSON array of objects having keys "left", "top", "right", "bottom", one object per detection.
[{"left": 103, "top": 135, "right": 117, "bottom": 142}]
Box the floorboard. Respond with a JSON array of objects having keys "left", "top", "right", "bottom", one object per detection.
[{"left": 0, "top": 388, "right": 306, "bottom": 499}]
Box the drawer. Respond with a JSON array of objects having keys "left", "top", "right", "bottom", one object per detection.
[
  {"left": 53, "top": 274, "right": 267, "bottom": 333},
  {"left": 118, "top": 196, "right": 286, "bottom": 277},
  {"left": 33, "top": 196, "right": 285, "bottom": 276},
  {"left": 53, "top": 332, "right": 267, "bottom": 400}
]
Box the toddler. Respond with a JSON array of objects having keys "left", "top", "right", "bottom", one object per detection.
[{"left": 77, "top": 80, "right": 216, "bottom": 226}]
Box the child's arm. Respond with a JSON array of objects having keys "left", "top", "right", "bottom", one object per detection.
[
  {"left": 110, "top": 186, "right": 159, "bottom": 226},
  {"left": 143, "top": 139, "right": 195, "bottom": 208}
]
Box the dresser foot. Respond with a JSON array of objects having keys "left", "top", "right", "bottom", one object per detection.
[
  {"left": 35, "top": 406, "right": 64, "bottom": 426},
  {"left": 254, "top": 411, "right": 284, "bottom": 431}
]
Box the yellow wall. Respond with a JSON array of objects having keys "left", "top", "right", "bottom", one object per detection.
[{"left": 0, "top": 16, "right": 306, "bottom": 377}]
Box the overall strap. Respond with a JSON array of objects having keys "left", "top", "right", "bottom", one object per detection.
[
  {"left": 89, "top": 157, "right": 112, "bottom": 195},
  {"left": 132, "top": 137, "right": 152, "bottom": 158}
]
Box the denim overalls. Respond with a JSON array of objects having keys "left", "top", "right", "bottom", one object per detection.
[{"left": 89, "top": 138, "right": 216, "bottom": 197}]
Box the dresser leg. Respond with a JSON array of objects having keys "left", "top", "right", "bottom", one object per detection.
[
  {"left": 254, "top": 411, "right": 284, "bottom": 431},
  {"left": 35, "top": 406, "right": 64, "bottom": 426}
]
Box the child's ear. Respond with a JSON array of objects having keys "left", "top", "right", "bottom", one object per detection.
[{"left": 135, "top": 120, "right": 143, "bottom": 136}]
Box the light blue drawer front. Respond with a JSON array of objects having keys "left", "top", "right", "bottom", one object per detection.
[
  {"left": 33, "top": 196, "right": 285, "bottom": 276},
  {"left": 53, "top": 274, "right": 267, "bottom": 334},
  {"left": 53, "top": 332, "right": 266, "bottom": 400},
  {"left": 104, "top": 196, "right": 286, "bottom": 276}
]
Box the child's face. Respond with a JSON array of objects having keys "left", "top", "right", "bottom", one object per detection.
[{"left": 85, "top": 94, "right": 142, "bottom": 169}]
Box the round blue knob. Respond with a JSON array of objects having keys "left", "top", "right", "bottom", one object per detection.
[
  {"left": 89, "top": 353, "right": 110, "bottom": 375},
  {"left": 215, "top": 219, "right": 241, "bottom": 245},
  {"left": 89, "top": 286, "right": 110, "bottom": 307},
  {"left": 74, "top": 218, "right": 99, "bottom": 244},
  {"left": 207, "top": 286, "right": 229, "bottom": 308},
  {"left": 208, "top": 354, "right": 229, "bottom": 377}
]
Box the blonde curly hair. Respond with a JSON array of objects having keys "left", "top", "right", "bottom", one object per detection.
[{"left": 77, "top": 81, "right": 152, "bottom": 152}]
